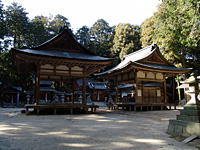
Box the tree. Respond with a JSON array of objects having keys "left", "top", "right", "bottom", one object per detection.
[
  {"left": 0, "top": 50, "right": 32, "bottom": 90},
  {"left": 0, "top": 0, "right": 5, "bottom": 39},
  {"left": 153, "top": 0, "right": 200, "bottom": 69},
  {"left": 0, "top": 0, "right": 8, "bottom": 53},
  {"left": 140, "top": 16, "right": 156, "bottom": 48},
  {"left": 26, "top": 16, "right": 51, "bottom": 48},
  {"left": 5, "top": 2, "right": 30, "bottom": 48},
  {"left": 111, "top": 23, "right": 141, "bottom": 62},
  {"left": 89, "top": 19, "right": 114, "bottom": 57},
  {"left": 75, "top": 25, "right": 91, "bottom": 49},
  {"left": 49, "top": 14, "right": 71, "bottom": 35}
]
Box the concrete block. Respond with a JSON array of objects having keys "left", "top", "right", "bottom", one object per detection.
[
  {"left": 167, "top": 124, "right": 175, "bottom": 133},
  {"left": 174, "top": 125, "right": 183, "bottom": 134},
  {"left": 180, "top": 109, "right": 200, "bottom": 116},
  {"left": 169, "top": 119, "right": 178, "bottom": 125},
  {"left": 184, "top": 105, "right": 200, "bottom": 110},
  {"left": 168, "top": 104, "right": 200, "bottom": 136},
  {"left": 177, "top": 115, "right": 200, "bottom": 123},
  {"left": 175, "top": 120, "right": 187, "bottom": 127}
]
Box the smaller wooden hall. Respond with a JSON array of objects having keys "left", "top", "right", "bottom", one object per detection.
[
  {"left": 12, "top": 26, "right": 114, "bottom": 114},
  {"left": 95, "top": 44, "right": 192, "bottom": 111}
]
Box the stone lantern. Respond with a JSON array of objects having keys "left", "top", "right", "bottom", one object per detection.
[
  {"left": 61, "top": 93, "right": 65, "bottom": 103},
  {"left": 26, "top": 94, "right": 31, "bottom": 104},
  {"left": 167, "top": 73, "right": 200, "bottom": 136},
  {"left": 78, "top": 95, "right": 83, "bottom": 103},
  {"left": 181, "top": 73, "right": 200, "bottom": 106}
]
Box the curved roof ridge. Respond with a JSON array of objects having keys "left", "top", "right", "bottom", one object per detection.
[
  {"left": 123, "top": 44, "right": 154, "bottom": 59},
  {"left": 33, "top": 26, "right": 95, "bottom": 55},
  {"left": 34, "top": 32, "right": 61, "bottom": 49},
  {"left": 95, "top": 44, "right": 158, "bottom": 76}
]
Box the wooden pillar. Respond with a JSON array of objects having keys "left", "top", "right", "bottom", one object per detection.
[
  {"left": 163, "top": 75, "right": 167, "bottom": 103},
  {"left": 141, "top": 81, "right": 144, "bottom": 102},
  {"left": 135, "top": 83, "right": 138, "bottom": 103},
  {"left": 35, "top": 65, "right": 40, "bottom": 105},
  {"left": 116, "top": 83, "right": 119, "bottom": 103},
  {"left": 172, "top": 76, "right": 175, "bottom": 102},
  {"left": 135, "top": 71, "right": 138, "bottom": 103},
  {"left": 72, "top": 78, "right": 75, "bottom": 103},
  {"left": 82, "top": 67, "right": 86, "bottom": 105}
]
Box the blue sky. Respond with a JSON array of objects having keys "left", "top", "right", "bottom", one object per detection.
[{"left": 2, "top": 0, "right": 161, "bottom": 31}]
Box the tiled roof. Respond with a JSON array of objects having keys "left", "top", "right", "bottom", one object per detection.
[
  {"left": 95, "top": 44, "right": 191, "bottom": 76},
  {"left": 14, "top": 48, "right": 113, "bottom": 61},
  {"left": 88, "top": 82, "right": 108, "bottom": 90}
]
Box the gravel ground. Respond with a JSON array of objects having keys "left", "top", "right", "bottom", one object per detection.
[{"left": 0, "top": 107, "right": 199, "bottom": 150}]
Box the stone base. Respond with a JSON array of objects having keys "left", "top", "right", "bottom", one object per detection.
[{"left": 167, "top": 105, "right": 200, "bottom": 136}]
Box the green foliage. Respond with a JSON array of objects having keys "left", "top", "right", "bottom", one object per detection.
[
  {"left": 111, "top": 23, "right": 141, "bottom": 62},
  {"left": 89, "top": 19, "right": 114, "bottom": 57},
  {"left": 0, "top": 0, "right": 6, "bottom": 40},
  {"left": 75, "top": 25, "right": 91, "bottom": 49},
  {"left": 0, "top": 50, "right": 32, "bottom": 90},
  {"left": 5, "top": 2, "right": 29, "bottom": 48},
  {"left": 140, "top": 16, "right": 156, "bottom": 47},
  {"left": 153, "top": 0, "right": 200, "bottom": 68},
  {"left": 141, "top": 0, "right": 200, "bottom": 73},
  {"left": 1, "top": 2, "right": 73, "bottom": 90},
  {"left": 0, "top": 0, "right": 8, "bottom": 53},
  {"left": 3, "top": 0, "right": 199, "bottom": 90},
  {"left": 27, "top": 16, "right": 51, "bottom": 48},
  {"left": 49, "top": 14, "right": 71, "bottom": 35}
]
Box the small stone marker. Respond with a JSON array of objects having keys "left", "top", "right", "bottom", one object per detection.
[{"left": 181, "top": 135, "right": 198, "bottom": 144}]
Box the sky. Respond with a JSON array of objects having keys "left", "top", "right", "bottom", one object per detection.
[{"left": 2, "top": 0, "right": 161, "bottom": 31}]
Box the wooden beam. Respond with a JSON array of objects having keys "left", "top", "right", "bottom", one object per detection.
[
  {"left": 135, "top": 71, "right": 138, "bottom": 103},
  {"left": 34, "top": 75, "right": 37, "bottom": 104},
  {"left": 163, "top": 74, "right": 167, "bottom": 103},
  {"left": 35, "top": 65, "right": 41, "bottom": 105},
  {"left": 72, "top": 78, "right": 75, "bottom": 104},
  {"left": 82, "top": 67, "right": 86, "bottom": 105},
  {"left": 116, "top": 82, "right": 119, "bottom": 103},
  {"left": 172, "top": 76, "right": 175, "bottom": 102},
  {"left": 141, "top": 81, "right": 144, "bottom": 102}
]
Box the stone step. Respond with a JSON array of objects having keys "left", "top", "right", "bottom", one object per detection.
[
  {"left": 168, "top": 119, "right": 200, "bottom": 135},
  {"left": 180, "top": 109, "right": 200, "bottom": 116},
  {"left": 184, "top": 105, "right": 200, "bottom": 110},
  {"left": 169, "top": 119, "right": 187, "bottom": 127},
  {"left": 176, "top": 115, "right": 200, "bottom": 123}
]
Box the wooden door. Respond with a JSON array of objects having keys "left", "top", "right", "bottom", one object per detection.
[{"left": 143, "top": 88, "right": 157, "bottom": 103}]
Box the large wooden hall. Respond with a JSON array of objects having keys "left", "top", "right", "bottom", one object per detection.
[{"left": 12, "top": 26, "right": 114, "bottom": 115}]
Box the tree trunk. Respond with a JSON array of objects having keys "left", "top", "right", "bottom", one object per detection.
[{"left": 181, "top": 47, "right": 186, "bottom": 68}]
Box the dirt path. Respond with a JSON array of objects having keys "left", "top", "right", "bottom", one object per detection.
[{"left": 0, "top": 107, "right": 198, "bottom": 150}]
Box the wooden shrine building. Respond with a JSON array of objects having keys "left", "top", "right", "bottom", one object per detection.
[
  {"left": 88, "top": 82, "right": 109, "bottom": 102},
  {"left": 12, "top": 26, "right": 113, "bottom": 114},
  {"left": 95, "top": 44, "right": 192, "bottom": 111},
  {"left": 0, "top": 86, "right": 22, "bottom": 107}
]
